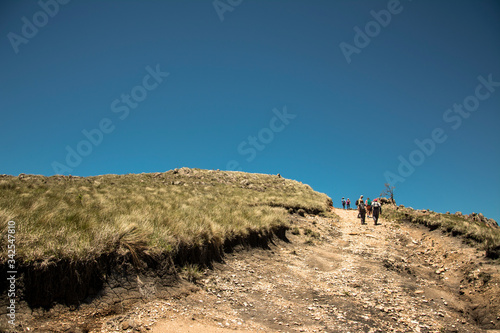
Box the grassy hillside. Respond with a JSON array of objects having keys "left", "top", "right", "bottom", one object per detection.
[
  {"left": 0, "top": 168, "right": 332, "bottom": 263},
  {"left": 382, "top": 204, "right": 500, "bottom": 259}
]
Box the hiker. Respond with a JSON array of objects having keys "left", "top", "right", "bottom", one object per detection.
[
  {"left": 358, "top": 195, "right": 366, "bottom": 224},
  {"left": 366, "top": 197, "right": 372, "bottom": 218},
  {"left": 372, "top": 198, "right": 382, "bottom": 225},
  {"left": 341, "top": 197, "right": 346, "bottom": 209},
  {"left": 346, "top": 198, "right": 351, "bottom": 209}
]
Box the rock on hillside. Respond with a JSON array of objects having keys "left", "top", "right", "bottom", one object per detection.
[
  {"left": 464, "top": 212, "right": 499, "bottom": 229},
  {"left": 378, "top": 198, "right": 498, "bottom": 229}
]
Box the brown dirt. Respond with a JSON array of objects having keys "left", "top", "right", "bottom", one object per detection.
[{"left": 7, "top": 207, "right": 500, "bottom": 332}]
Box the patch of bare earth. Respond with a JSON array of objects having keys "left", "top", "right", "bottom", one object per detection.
[{"left": 22, "top": 208, "right": 500, "bottom": 332}]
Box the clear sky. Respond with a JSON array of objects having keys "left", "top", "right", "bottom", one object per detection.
[{"left": 1, "top": 0, "right": 499, "bottom": 221}]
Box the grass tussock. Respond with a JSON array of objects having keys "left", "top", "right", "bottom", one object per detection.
[
  {"left": 181, "top": 264, "right": 204, "bottom": 283},
  {"left": 382, "top": 205, "right": 500, "bottom": 259},
  {"left": 0, "top": 169, "right": 332, "bottom": 263}
]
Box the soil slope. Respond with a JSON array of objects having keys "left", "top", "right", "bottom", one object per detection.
[{"left": 21, "top": 207, "right": 500, "bottom": 332}]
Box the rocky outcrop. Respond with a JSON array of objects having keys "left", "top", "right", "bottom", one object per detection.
[
  {"left": 466, "top": 212, "right": 499, "bottom": 229},
  {"left": 379, "top": 197, "right": 394, "bottom": 206}
]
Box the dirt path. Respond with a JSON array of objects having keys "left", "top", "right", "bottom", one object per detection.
[{"left": 26, "top": 207, "right": 500, "bottom": 332}]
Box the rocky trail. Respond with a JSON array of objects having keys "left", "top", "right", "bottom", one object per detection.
[{"left": 25, "top": 208, "right": 500, "bottom": 332}]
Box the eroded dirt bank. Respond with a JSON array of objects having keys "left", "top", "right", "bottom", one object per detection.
[{"left": 5, "top": 208, "right": 500, "bottom": 332}]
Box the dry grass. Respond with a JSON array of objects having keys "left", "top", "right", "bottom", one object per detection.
[
  {"left": 0, "top": 169, "right": 332, "bottom": 263},
  {"left": 382, "top": 205, "right": 500, "bottom": 259}
]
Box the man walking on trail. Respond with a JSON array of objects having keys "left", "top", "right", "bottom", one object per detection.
[
  {"left": 358, "top": 195, "right": 366, "bottom": 225},
  {"left": 372, "top": 198, "right": 382, "bottom": 225},
  {"left": 342, "top": 197, "right": 346, "bottom": 209}
]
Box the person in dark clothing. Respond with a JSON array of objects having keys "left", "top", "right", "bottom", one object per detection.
[
  {"left": 346, "top": 198, "right": 351, "bottom": 209},
  {"left": 342, "top": 197, "right": 346, "bottom": 209},
  {"left": 358, "top": 195, "right": 366, "bottom": 224},
  {"left": 372, "top": 198, "right": 382, "bottom": 225}
]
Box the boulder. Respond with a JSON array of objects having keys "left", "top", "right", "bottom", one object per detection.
[
  {"left": 486, "top": 218, "right": 499, "bottom": 229},
  {"left": 179, "top": 167, "right": 191, "bottom": 175},
  {"left": 379, "top": 197, "right": 392, "bottom": 205}
]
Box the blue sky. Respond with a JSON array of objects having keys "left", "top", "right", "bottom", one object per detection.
[{"left": 1, "top": 0, "right": 499, "bottom": 221}]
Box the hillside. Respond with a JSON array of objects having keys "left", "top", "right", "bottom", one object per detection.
[
  {"left": 381, "top": 204, "right": 500, "bottom": 259},
  {"left": 12, "top": 206, "right": 500, "bottom": 333},
  {"left": 1, "top": 170, "right": 500, "bottom": 332},
  {"left": 0, "top": 168, "right": 333, "bottom": 329},
  {"left": 0, "top": 168, "right": 332, "bottom": 263}
]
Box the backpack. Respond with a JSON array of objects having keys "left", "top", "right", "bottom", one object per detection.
[
  {"left": 372, "top": 201, "right": 381, "bottom": 213},
  {"left": 358, "top": 200, "right": 365, "bottom": 212}
]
